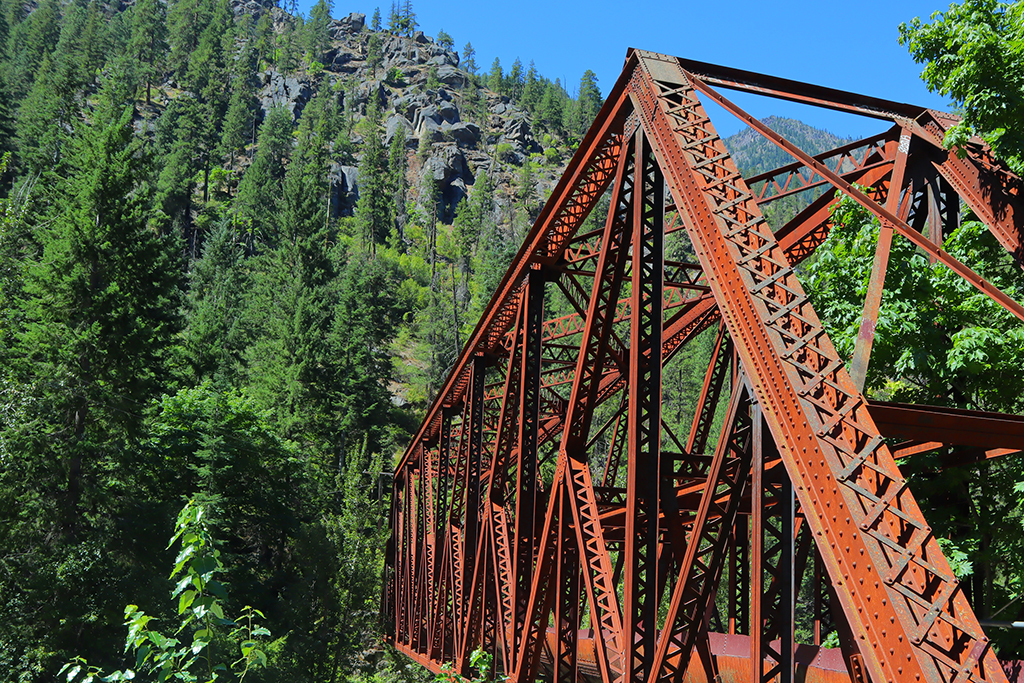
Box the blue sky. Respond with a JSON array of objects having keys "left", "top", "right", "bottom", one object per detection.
[{"left": 299, "top": 0, "right": 955, "bottom": 139}]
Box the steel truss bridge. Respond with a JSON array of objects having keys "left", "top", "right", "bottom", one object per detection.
[{"left": 383, "top": 50, "right": 1024, "bottom": 683}]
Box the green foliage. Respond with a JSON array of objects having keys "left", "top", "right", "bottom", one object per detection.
[
  {"left": 367, "top": 32, "right": 383, "bottom": 75},
  {"left": 425, "top": 64, "right": 439, "bottom": 90},
  {"left": 486, "top": 57, "right": 502, "bottom": 94},
  {"left": 461, "top": 42, "right": 476, "bottom": 74},
  {"left": 436, "top": 28, "right": 452, "bottom": 49},
  {"left": 355, "top": 90, "right": 392, "bottom": 253},
  {"left": 61, "top": 500, "right": 273, "bottom": 683},
  {"left": 805, "top": 194, "right": 1024, "bottom": 410},
  {"left": 805, "top": 193, "right": 1024, "bottom": 651},
  {"left": 126, "top": 0, "right": 166, "bottom": 102},
  {"left": 434, "top": 649, "right": 498, "bottom": 683},
  {"left": 303, "top": 0, "right": 332, "bottom": 61},
  {"left": 385, "top": 65, "right": 406, "bottom": 87},
  {"left": 900, "top": 0, "right": 1024, "bottom": 173}
]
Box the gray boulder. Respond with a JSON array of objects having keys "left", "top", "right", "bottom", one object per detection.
[
  {"left": 437, "top": 100, "right": 460, "bottom": 124},
  {"left": 324, "top": 48, "right": 357, "bottom": 73},
  {"left": 392, "top": 92, "right": 430, "bottom": 122},
  {"left": 259, "top": 69, "right": 312, "bottom": 120},
  {"left": 426, "top": 53, "right": 457, "bottom": 68},
  {"left": 413, "top": 30, "right": 429, "bottom": 44},
  {"left": 434, "top": 65, "right": 468, "bottom": 88},
  {"left": 421, "top": 145, "right": 473, "bottom": 222},
  {"left": 422, "top": 145, "right": 470, "bottom": 184},
  {"left": 330, "top": 12, "right": 364, "bottom": 38},
  {"left": 418, "top": 117, "right": 444, "bottom": 143},
  {"left": 330, "top": 164, "right": 359, "bottom": 217},
  {"left": 385, "top": 115, "right": 414, "bottom": 145},
  {"left": 447, "top": 121, "right": 481, "bottom": 148},
  {"left": 429, "top": 43, "right": 459, "bottom": 66},
  {"left": 464, "top": 150, "right": 494, "bottom": 175},
  {"left": 503, "top": 116, "right": 532, "bottom": 144},
  {"left": 416, "top": 104, "right": 443, "bottom": 130}
]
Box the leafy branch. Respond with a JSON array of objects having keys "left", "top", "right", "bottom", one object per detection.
[{"left": 61, "top": 500, "right": 272, "bottom": 683}]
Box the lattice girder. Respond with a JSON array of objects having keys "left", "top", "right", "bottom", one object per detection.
[{"left": 386, "top": 49, "right": 1024, "bottom": 683}]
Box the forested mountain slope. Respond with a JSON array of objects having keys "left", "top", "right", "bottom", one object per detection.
[{"left": 0, "top": 0, "right": 605, "bottom": 678}]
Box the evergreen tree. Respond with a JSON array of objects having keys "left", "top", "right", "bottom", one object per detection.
[
  {"left": 0, "top": 72, "right": 14, "bottom": 160},
  {"left": 78, "top": 1, "right": 106, "bottom": 83},
  {"left": 126, "top": 0, "right": 167, "bottom": 103},
  {"left": 185, "top": 218, "right": 250, "bottom": 384},
  {"left": 462, "top": 41, "right": 477, "bottom": 74},
  {"left": 537, "top": 80, "right": 565, "bottom": 132},
  {"left": 521, "top": 61, "right": 541, "bottom": 112},
  {"left": 371, "top": 6, "right": 381, "bottom": 31},
  {"left": 280, "top": 89, "right": 335, "bottom": 248},
  {"left": 399, "top": 0, "right": 416, "bottom": 36},
  {"left": 507, "top": 57, "right": 524, "bottom": 100},
  {"left": 305, "top": 0, "right": 332, "bottom": 61},
  {"left": 234, "top": 105, "right": 293, "bottom": 247},
  {"left": 571, "top": 69, "right": 602, "bottom": 136},
  {"left": 16, "top": 52, "right": 78, "bottom": 177},
  {"left": 277, "top": 18, "right": 300, "bottom": 73},
  {"left": 241, "top": 94, "right": 340, "bottom": 441},
  {"left": 3, "top": 0, "right": 59, "bottom": 96},
  {"left": 487, "top": 57, "right": 503, "bottom": 94},
  {"left": 0, "top": 87, "right": 182, "bottom": 674},
  {"left": 366, "top": 31, "right": 382, "bottom": 76},
  {"left": 253, "top": 10, "right": 274, "bottom": 65},
  {"left": 389, "top": 126, "right": 408, "bottom": 243},
  {"left": 354, "top": 90, "right": 390, "bottom": 255},
  {"left": 154, "top": 95, "right": 204, "bottom": 246},
  {"left": 50, "top": 1, "right": 105, "bottom": 94},
  {"left": 436, "top": 28, "right": 452, "bottom": 49},
  {"left": 218, "top": 45, "right": 258, "bottom": 168},
  {"left": 167, "top": 0, "right": 212, "bottom": 81},
  {"left": 387, "top": 1, "right": 399, "bottom": 33}
]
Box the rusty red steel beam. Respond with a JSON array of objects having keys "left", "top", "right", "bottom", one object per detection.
[
  {"left": 743, "top": 129, "right": 897, "bottom": 204},
  {"left": 848, "top": 127, "right": 913, "bottom": 391},
  {"left": 525, "top": 131, "right": 900, "bottom": 457},
  {"left": 868, "top": 400, "right": 1024, "bottom": 452},
  {"left": 667, "top": 52, "right": 928, "bottom": 122},
  {"left": 909, "top": 112, "right": 1024, "bottom": 265}
]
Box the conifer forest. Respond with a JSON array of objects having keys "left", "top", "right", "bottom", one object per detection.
[{"left": 1, "top": 0, "right": 1024, "bottom": 679}]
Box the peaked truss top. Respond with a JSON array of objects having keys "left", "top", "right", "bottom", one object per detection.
[{"left": 386, "top": 49, "right": 1024, "bottom": 683}]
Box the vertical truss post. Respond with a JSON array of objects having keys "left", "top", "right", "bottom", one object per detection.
[
  {"left": 750, "top": 403, "right": 766, "bottom": 681},
  {"left": 779, "top": 469, "right": 796, "bottom": 683},
  {"left": 553, "top": 489, "right": 580, "bottom": 683},
  {"left": 728, "top": 513, "right": 748, "bottom": 636},
  {"left": 430, "top": 414, "right": 454, "bottom": 661},
  {"left": 512, "top": 267, "right": 545, "bottom": 672},
  {"left": 623, "top": 127, "right": 665, "bottom": 683},
  {"left": 752, "top": 430, "right": 796, "bottom": 683},
  {"left": 848, "top": 128, "right": 912, "bottom": 391},
  {"left": 459, "top": 357, "right": 487, "bottom": 673},
  {"left": 648, "top": 379, "right": 753, "bottom": 683},
  {"left": 414, "top": 463, "right": 427, "bottom": 651}
]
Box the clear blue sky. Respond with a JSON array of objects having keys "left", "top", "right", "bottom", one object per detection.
[{"left": 299, "top": 0, "right": 955, "bottom": 139}]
